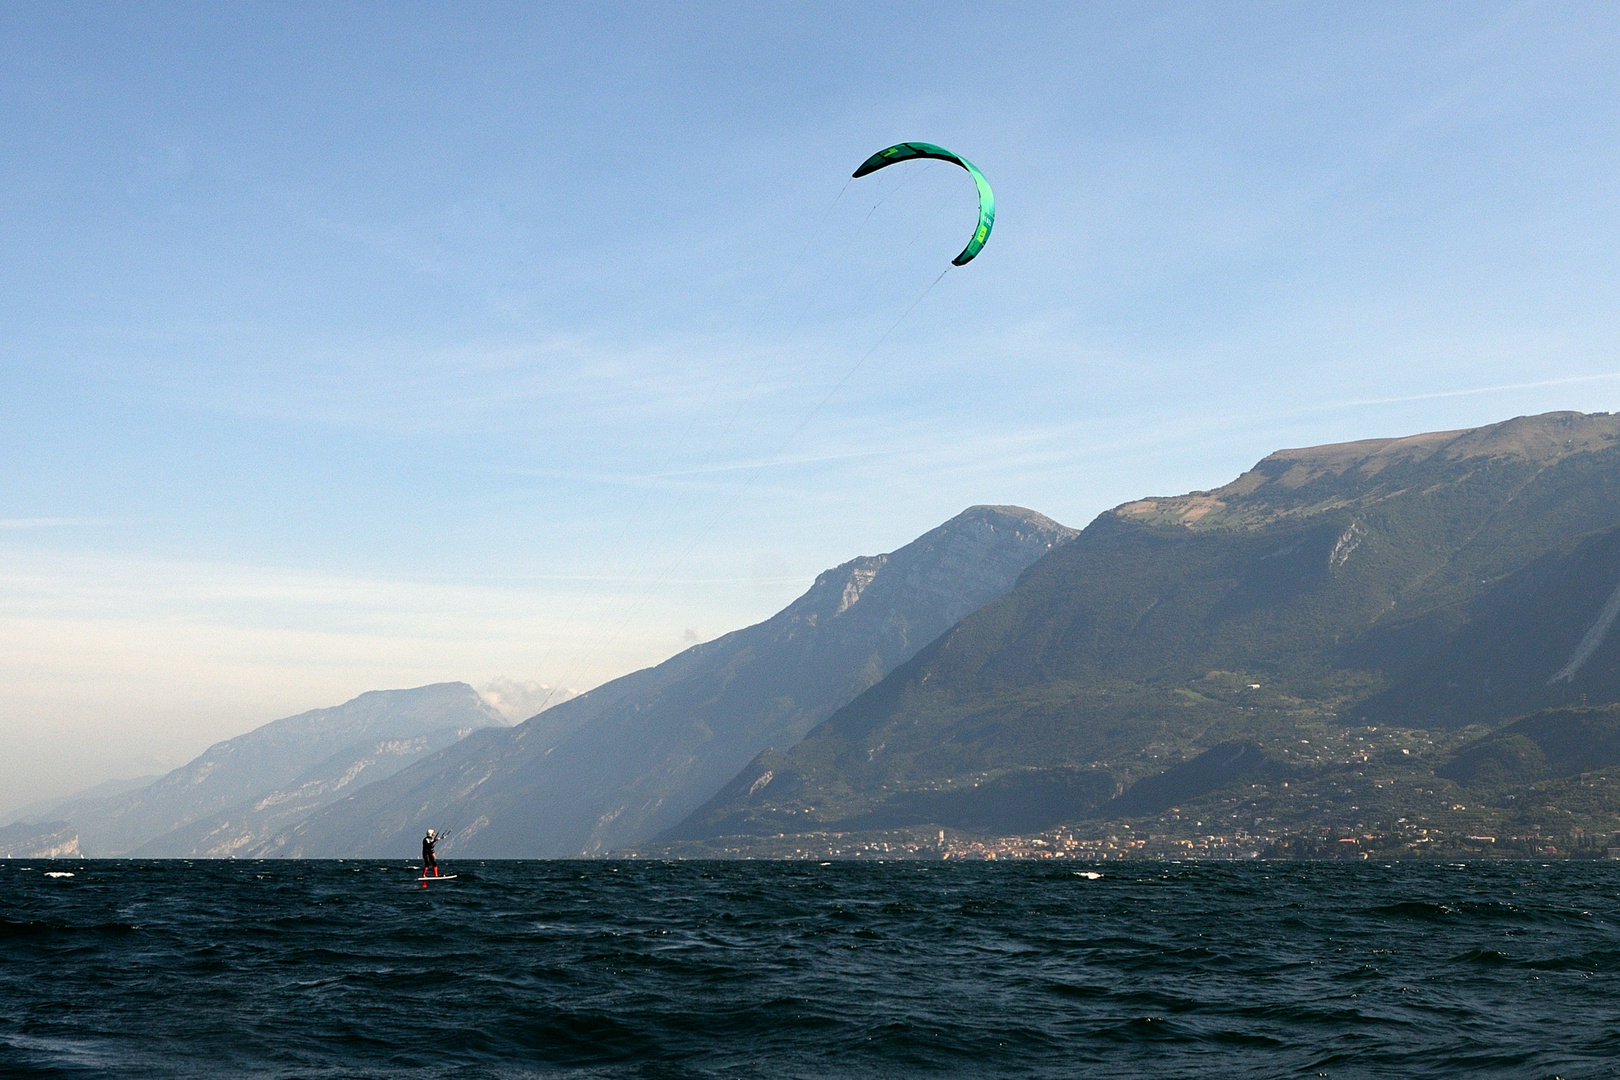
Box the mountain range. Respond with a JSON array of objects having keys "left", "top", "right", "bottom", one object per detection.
[
  {"left": 6, "top": 505, "right": 1073, "bottom": 859},
  {"left": 264, "top": 505, "right": 1076, "bottom": 857},
  {"left": 17, "top": 410, "right": 1620, "bottom": 861},
  {"left": 664, "top": 411, "right": 1620, "bottom": 855},
  {"left": 7, "top": 683, "right": 507, "bottom": 856}
]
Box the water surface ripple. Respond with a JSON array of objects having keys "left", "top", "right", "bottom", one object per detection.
[{"left": 2, "top": 860, "right": 1616, "bottom": 1078}]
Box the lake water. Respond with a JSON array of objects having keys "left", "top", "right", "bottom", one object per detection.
[{"left": 3, "top": 860, "right": 1617, "bottom": 1078}]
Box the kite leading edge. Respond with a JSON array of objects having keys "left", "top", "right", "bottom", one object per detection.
[{"left": 852, "top": 142, "right": 995, "bottom": 266}]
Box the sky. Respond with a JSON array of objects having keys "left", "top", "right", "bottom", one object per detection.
[{"left": 3, "top": 2, "right": 1619, "bottom": 812}]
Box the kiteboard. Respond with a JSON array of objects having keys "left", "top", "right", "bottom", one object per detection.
[{"left": 417, "top": 874, "right": 457, "bottom": 884}]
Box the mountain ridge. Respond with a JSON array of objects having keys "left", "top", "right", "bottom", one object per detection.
[
  {"left": 26, "top": 683, "right": 506, "bottom": 856},
  {"left": 263, "top": 505, "right": 1077, "bottom": 858},
  {"left": 666, "top": 411, "right": 1620, "bottom": 852}
]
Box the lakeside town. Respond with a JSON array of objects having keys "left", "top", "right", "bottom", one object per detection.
[{"left": 642, "top": 823, "right": 1605, "bottom": 861}]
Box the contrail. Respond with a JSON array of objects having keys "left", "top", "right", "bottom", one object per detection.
[{"left": 1323, "top": 372, "right": 1620, "bottom": 413}]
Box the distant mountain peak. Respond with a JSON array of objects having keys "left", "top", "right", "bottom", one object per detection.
[
  {"left": 955, "top": 503, "right": 1075, "bottom": 528},
  {"left": 781, "top": 506, "right": 1075, "bottom": 629},
  {"left": 36, "top": 682, "right": 507, "bottom": 856}
]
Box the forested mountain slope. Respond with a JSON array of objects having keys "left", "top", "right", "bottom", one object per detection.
[{"left": 673, "top": 412, "right": 1620, "bottom": 844}]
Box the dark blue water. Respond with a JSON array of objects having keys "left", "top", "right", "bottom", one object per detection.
[{"left": 4, "top": 860, "right": 1619, "bottom": 1078}]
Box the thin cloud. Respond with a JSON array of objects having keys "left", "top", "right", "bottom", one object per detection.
[
  {"left": 1313, "top": 372, "right": 1620, "bottom": 412},
  {"left": 0, "top": 518, "right": 103, "bottom": 530}
]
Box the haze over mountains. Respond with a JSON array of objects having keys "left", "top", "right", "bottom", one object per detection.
[
  {"left": 269, "top": 506, "right": 1077, "bottom": 857},
  {"left": 3, "top": 506, "right": 1074, "bottom": 859},
  {"left": 5, "top": 684, "right": 507, "bottom": 857}
]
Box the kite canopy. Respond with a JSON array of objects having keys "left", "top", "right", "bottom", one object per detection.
[{"left": 852, "top": 142, "right": 995, "bottom": 266}]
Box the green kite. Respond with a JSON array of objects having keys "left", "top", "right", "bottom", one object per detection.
[{"left": 852, "top": 142, "right": 995, "bottom": 266}]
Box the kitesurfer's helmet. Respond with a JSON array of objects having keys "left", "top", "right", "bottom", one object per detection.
[{"left": 426, "top": 829, "right": 435, "bottom": 838}]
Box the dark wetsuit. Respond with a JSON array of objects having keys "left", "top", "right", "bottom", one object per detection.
[{"left": 422, "top": 834, "right": 439, "bottom": 875}]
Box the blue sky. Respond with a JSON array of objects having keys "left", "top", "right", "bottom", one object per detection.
[{"left": 4, "top": 2, "right": 1619, "bottom": 809}]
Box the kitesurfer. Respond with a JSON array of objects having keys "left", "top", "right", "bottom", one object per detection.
[{"left": 422, "top": 828, "right": 442, "bottom": 877}]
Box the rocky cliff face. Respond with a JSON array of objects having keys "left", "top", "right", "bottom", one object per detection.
[
  {"left": 267, "top": 505, "right": 1077, "bottom": 858},
  {"left": 0, "top": 820, "right": 80, "bottom": 859}
]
